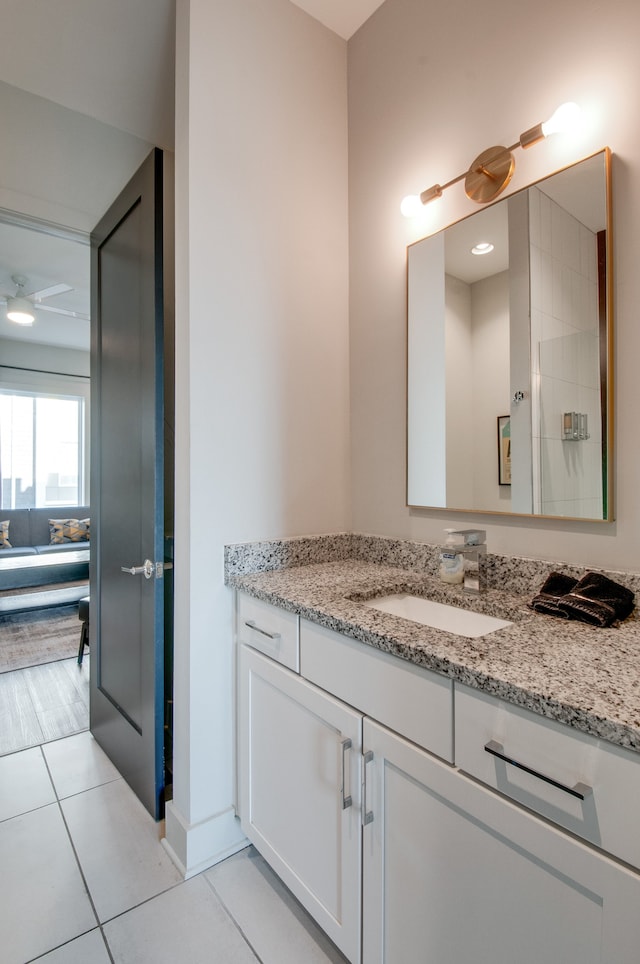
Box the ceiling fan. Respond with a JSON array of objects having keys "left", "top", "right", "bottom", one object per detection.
[{"left": 0, "top": 273, "right": 89, "bottom": 326}]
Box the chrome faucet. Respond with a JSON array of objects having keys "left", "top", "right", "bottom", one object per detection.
[
  {"left": 448, "top": 529, "right": 487, "bottom": 594},
  {"left": 460, "top": 543, "right": 487, "bottom": 593}
]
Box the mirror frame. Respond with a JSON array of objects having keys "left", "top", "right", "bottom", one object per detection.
[{"left": 406, "top": 148, "right": 614, "bottom": 522}]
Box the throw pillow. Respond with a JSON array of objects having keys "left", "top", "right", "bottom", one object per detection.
[
  {"left": 49, "top": 518, "right": 90, "bottom": 544},
  {"left": 0, "top": 520, "right": 11, "bottom": 549}
]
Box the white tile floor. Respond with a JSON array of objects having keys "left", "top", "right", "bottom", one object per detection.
[{"left": 0, "top": 730, "right": 348, "bottom": 964}]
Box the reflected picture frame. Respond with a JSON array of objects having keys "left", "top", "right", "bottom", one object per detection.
[{"left": 497, "top": 415, "right": 511, "bottom": 485}]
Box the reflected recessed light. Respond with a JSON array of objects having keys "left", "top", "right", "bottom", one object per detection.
[{"left": 471, "top": 242, "right": 494, "bottom": 256}]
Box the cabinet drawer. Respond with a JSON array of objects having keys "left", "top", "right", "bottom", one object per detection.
[
  {"left": 300, "top": 619, "right": 453, "bottom": 762},
  {"left": 237, "top": 593, "right": 299, "bottom": 671},
  {"left": 455, "top": 683, "right": 640, "bottom": 869}
]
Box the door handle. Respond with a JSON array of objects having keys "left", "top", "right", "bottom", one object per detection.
[
  {"left": 362, "top": 750, "right": 374, "bottom": 825},
  {"left": 244, "top": 619, "right": 281, "bottom": 641},
  {"left": 121, "top": 559, "right": 155, "bottom": 579},
  {"left": 341, "top": 738, "right": 353, "bottom": 810},
  {"left": 484, "top": 740, "right": 592, "bottom": 800}
]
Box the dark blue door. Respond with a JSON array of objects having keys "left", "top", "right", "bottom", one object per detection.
[{"left": 89, "top": 148, "right": 171, "bottom": 819}]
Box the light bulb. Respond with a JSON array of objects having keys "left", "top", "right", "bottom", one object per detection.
[
  {"left": 7, "top": 297, "right": 35, "bottom": 325},
  {"left": 7, "top": 309, "right": 35, "bottom": 325},
  {"left": 400, "top": 194, "right": 423, "bottom": 218},
  {"left": 542, "top": 102, "right": 581, "bottom": 138}
]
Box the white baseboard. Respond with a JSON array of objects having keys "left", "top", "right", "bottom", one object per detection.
[{"left": 163, "top": 801, "right": 248, "bottom": 878}]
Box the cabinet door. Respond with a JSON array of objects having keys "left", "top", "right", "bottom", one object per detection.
[
  {"left": 362, "top": 719, "right": 640, "bottom": 964},
  {"left": 239, "top": 644, "right": 362, "bottom": 963}
]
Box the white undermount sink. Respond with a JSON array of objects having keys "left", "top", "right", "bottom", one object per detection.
[{"left": 361, "top": 593, "right": 513, "bottom": 639}]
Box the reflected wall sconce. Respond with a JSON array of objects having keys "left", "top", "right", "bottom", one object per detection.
[
  {"left": 6, "top": 275, "right": 35, "bottom": 326},
  {"left": 401, "top": 102, "right": 581, "bottom": 217}
]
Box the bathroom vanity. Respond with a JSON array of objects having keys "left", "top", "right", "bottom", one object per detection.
[{"left": 230, "top": 544, "right": 640, "bottom": 963}]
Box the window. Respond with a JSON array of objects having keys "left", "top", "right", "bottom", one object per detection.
[{"left": 0, "top": 390, "right": 86, "bottom": 508}]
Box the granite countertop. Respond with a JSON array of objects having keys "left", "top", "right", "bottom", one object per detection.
[{"left": 227, "top": 558, "right": 640, "bottom": 755}]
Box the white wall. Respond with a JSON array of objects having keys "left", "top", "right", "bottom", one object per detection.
[
  {"left": 444, "top": 274, "right": 473, "bottom": 508},
  {"left": 468, "top": 271, "right": 511, "bottom": 512},
  {"left": 349, "top": 0, "right": 640, "bottom": 570},
  {"left": 0, "top": 0, "right": 175, "bottom": 153},
  {"left": 0, "top": 81, "right": 154, "bottom": 233},
  {"left": 0, "top": 338, "right": 89, "bottom": 378},
  {"left": 409, "top": 264, "right": 510, "bottom": 513},
  {"left": 407, "top": 235, "right": 446, "bottom": 507},
  {"left": 444, "top": 271, "right": 510, "bottom": 512},
  {"left": 167, "top": 0, "right": 350, "bottom": 873}
]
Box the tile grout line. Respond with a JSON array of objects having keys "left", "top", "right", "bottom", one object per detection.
[
  {"left": 33, "top": 741, "right": 192, "bottom": 961},
  {"left": 40, "top": 758, "right": 195, "bottom": 955},
  {"left": 26, "top": 926, "right": 113, "bottom": 964},
  {"left": 96, "top": 877, "right": 197, "bottom": 927},
  {"left": 202, "top": 870, "right": 265, "bottom": 964},
  {"left": 38, "top": 745, "right": 117, "bottom": 964}
]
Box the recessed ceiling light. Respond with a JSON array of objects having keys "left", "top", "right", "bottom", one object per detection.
[{"left": 471, "top": 242, "right": 494, "bottom": 256}]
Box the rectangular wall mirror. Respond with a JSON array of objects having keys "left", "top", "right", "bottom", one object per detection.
[{"left": 407, "top": 148, "right": 612, "bottom": 521}]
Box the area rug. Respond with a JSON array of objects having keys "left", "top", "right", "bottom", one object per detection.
[{"left": 0, "top": 606, "right": 81, "bottom": 673}]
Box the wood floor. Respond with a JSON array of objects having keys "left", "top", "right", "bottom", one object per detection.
[{"left": 0, "top": 657, "right": 89, "bottom": 756}]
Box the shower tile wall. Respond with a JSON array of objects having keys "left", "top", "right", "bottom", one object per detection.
[{"left": 529, "top": 186, "right": 603, "bottom": 518}]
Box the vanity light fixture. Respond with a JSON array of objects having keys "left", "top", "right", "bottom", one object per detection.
[
  {"left": 471, "top": 242, "right": 494, "bottom": 256},
  {"left": 401, "top": 102, "right": 581, "bottom": 216}
]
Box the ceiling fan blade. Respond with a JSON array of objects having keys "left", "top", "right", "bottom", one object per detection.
[
  {"left": 36, "top": 302, "right": 90, "bottom": 322},
  {"left": 28, "top": 283, "right": 73, "bottom": 301}
]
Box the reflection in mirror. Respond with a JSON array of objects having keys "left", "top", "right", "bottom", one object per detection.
[{"left": 407, "top": 149, "right": 611, "bottom": 521}]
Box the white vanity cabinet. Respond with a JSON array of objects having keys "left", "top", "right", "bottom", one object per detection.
[
  {"left": 236, "top": 592, "right": 640, "bottom": 963},
  {"left": 362, "top": 718, "right": 640, "bottom": 964},
  {"left": 238, "top": 643, "right": 363, "bottom": 962}
]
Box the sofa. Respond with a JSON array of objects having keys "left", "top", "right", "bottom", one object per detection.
[{"left": 0, "top": 506, "right": 90, "bottom": 592}]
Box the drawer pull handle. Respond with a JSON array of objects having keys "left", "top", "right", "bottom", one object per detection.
[
  {"left": 341, "top": 739, "right": 352, "bottom": 810},
  {"left": 244, "top": 619, "right": 281, "bottom": 641},
  {"left": 363, "top": 750, "right": 374, "bottom": 825},
  {"left": 484, "top": 740, "right": 592, "bottom": 801}
]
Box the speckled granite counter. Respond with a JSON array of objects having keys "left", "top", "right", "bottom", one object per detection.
[{"left": 225, "top": 536, "right": 640, "bottom": 755}]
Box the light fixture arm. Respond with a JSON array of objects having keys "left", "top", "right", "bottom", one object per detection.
[{"left": 420, "top": 168, "right": 468, "bottom": 204}]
